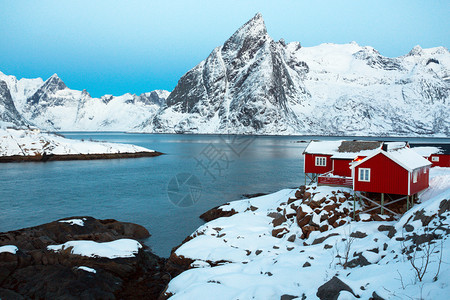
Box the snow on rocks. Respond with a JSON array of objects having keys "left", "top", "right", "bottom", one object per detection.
[
  {"left": 47, "top": 239, "right": 142, "bottom": 259},
  {"left": 0, "top": 245, "right": 18, "bottom": 255},
  {"left": 0, "top": 127, "right": 160, "bottom": 161},
  {"left": 0, "top": 217, "right": 170, "bottom": 299},
  {"left": 58, "top": 218, "right": 86, "bottom": 226},
  {"left": 163, "top": 168, "right": 450, "bottom": 299},
  {"left": 77, "top": 266, "right": 97, "bottom": 273}
]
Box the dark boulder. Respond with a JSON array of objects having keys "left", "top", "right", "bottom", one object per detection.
[
  {"left": 377, "top": 225, "right": 397, "bottom": 239},
  {"left": 346, "top": 253, "right": 371, "bottom": 268},
  {"left": 199, "top": 205, "right": 237, "bottom": 222},
  {"left": 317, "top": 276, "right": 359, "bottom": 300},
  {"left": 350, "top": 231, "right": 367, "bottom": 239}
]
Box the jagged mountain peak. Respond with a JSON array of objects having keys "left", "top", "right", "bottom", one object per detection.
[
  {"left": 408, "top": 45, "right": 423, "bottom": 56},
  {"left": 26, "top": 73, "right": 67, "bottom": 106},
  {"left": 239, "top": 12, "right": 266, "bottom": 35},
  {"left": 44, "top": 73, "right": 66, "bottom": 90},
  {"left": 149, "top": 12, "right": 312, "bottom": 133},
  {"left": 223, "top": 13, "right": 269, "bottom": 52}
]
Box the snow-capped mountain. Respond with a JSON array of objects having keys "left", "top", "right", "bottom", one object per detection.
[
  {"left": 138, "top": 13, "right": 449, "bottom": 136},
  {"left": 0, "top": 13, "right": 449, "bottom": 135},
  {"left": 0, "top": 72, "right": 43, "bottom": 128},
  {"left": 0, "top": 80, "right": 30, "bottom": 128},
  {"left": 0, "top": 71, "right": 170, "bottom": 131}
]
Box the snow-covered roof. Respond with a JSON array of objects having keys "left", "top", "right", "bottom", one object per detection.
[
  {"left": 388, "top": 148, "right": 432, "bottom": 171},
  {"left": 331, "top": 150, "right": 377, "bottom": 160},
  {"left": 303, "top": 140, "right": 344, "bottom": 155},
  {"left": 303, "top": 140, "right": 407, "bottom": 160},
  {"left": 412, "top": 146, "right": 443, "bottom": 157},
  {"left": 351, "top": 147, "right": 432, "bottom": 172},
  {"left": 410, "top": 143, "right": 450, "bottom": 156},
  {"left": 384, "top": 142, "right": 408, "bottom": 151}
]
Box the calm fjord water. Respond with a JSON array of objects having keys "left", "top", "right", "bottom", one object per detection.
[{"left": 0, "top": 133, "right": 447, "bottom": 256}]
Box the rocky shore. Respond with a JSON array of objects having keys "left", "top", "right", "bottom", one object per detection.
[
  {"left": 0, "top": 127, "right": 163, "bottom": 163},
  {"left": 0, "top": 151, "right": 163, "bottom": 163},
  {"left": 3, "top": 167, "right": 448, "bottom": 299},
  {"left": 0, "top": 217, "right": 169, "bottom": 299},
  {"left": 159, "top": 167, "right": 450, "bottom": 299}
]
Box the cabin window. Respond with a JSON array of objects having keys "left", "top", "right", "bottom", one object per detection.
[
  {"left": 413, "top": 170, "right": 418, "bottom": 183},
  {"left": 431, "top": 156, "right": 439, "bottom": 162},
  {"left": 315, "top": 157, "right": 327, "bottom": 166},
  {"left": 358, "top": 168, "right": 370, "bottom": 182}
]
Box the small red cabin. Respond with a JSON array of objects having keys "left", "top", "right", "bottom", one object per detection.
[
  {"left": 303, "top": 140, "right": 384, "bottom": 179},
  {"left": 351, "top": 147, "right": 431, "bottom": 195},
  {"left": 410, "top": 143, "right": 450, "bottom": 168}
]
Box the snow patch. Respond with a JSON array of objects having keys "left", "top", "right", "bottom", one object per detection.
[
  {"left": 47, "top": 239, "right": 142, "bottom": 259},
  {"left": 0, "top": 245, "right": 18, "bottom": 254},
  {"left": 58, "top": 218, "right": 86, "bottom": 226},
  {"left": 77, "top": 266, "right": 97, "bottom": 273}
]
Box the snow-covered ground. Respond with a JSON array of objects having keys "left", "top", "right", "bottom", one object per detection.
[
  {"left": 164, "top": 168, "right": 450, "bottom": 299},
  {"left": 0, "top": 127, "right": 154, "bottom": 157}
]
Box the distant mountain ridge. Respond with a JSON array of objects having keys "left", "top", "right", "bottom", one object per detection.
[
  {"left": 1, "top": 13, "right": 449, "bottom": 136},
  {"left": 0, "top": 71, "right": 170, "bottom": 130}
]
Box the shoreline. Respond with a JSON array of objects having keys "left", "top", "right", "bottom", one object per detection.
[
  {"left": 60, "top": 130, "right": 450, "bottom": 139},
  {"left": 0, "top": 151, "right": 163, "bottom": 163}
]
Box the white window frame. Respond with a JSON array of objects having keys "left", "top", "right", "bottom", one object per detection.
[
  {"left": 431, "top": 156, "right": 439, "bottom": 162},
  {"left": 315, "top": 156, "right": 327, "bottom": 167},
  {"left": 413, "top": 170, "right": 418, "bottom": 183},
  {"left": 358, "top": 168, "right": 371, "bottom": 182}
]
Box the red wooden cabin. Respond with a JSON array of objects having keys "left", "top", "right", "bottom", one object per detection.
[
  {"left": 351, "top": 147, "right": 431, "bottom": 195},
  {"left": 303, "top": 140, "right": 384, "bottom": 185},
  {"left": 303, "top": 140, "right": 384, "bottom": 173},
  {"left": 410, "top": 143, "right": 450, "bottom": 167}
]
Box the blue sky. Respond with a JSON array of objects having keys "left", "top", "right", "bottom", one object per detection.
[{"left": 1, "top": 0, "right": 449, "bottom": 97}]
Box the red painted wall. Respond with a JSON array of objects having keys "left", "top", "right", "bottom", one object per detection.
[
  {"left": 304, "top": 154, "right": 332, "bottom": 174},
  {"left": 354, "top": 153, "right": 409, "bottom": 195},
  {"left": 410, "top": 167, "right": 430, "bottom": 195},
  {"left": 332, "top": 159, "right": 352, "bottom": 177},
  {"left": 428, "top": 155, "right": 450, "bottom": 167}
]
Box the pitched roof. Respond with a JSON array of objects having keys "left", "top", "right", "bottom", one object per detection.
[
  {"left": 409, "top": 143, "right": 450, "bottom": 156},
  {"left": 303, "top": 140, "right": 407, "bottom": 159},
  {"left": 337, "top": 141, "right": 382, "bottom": 153},
  {"left": 351, "top": 147, "right": 432, "bottom": 172},
  {"left": 303, "top": 140, "right": 343, "bottom": 155}
]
